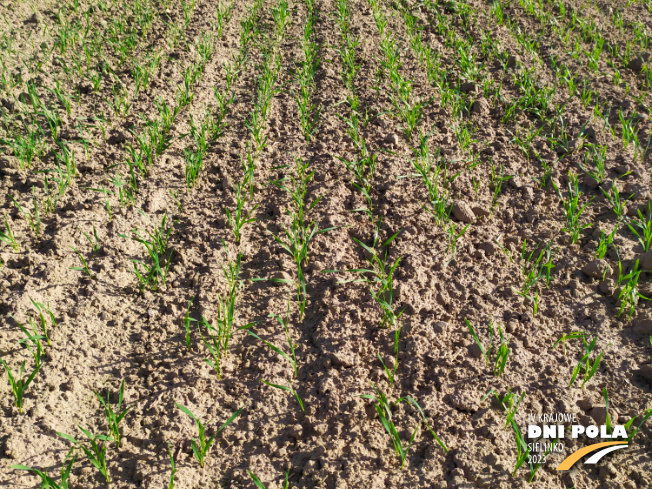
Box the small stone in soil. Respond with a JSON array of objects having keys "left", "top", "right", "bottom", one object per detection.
[
  {"left": 452, "top": 200, "right": 474, "bottom": 223},
  {"left": 383, "top": 133, "right": 399, "bottom": 147}
]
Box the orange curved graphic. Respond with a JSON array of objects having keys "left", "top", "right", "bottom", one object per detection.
[{"left": 556, "top": 442, "right": 628, "bottom": 470}]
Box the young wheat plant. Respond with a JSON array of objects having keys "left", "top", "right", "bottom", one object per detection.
[
  {"left": 359, "top": 383, "right": 447, "bottom": 469},
  {"left": 176, "top": 403, "right": 245, "bottom": 468}
]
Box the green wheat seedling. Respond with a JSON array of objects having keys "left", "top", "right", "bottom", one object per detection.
[
  {"left": 515, "top": 241, "right": 555, "bottom": 315},
  {"left": 56, "top": 143, "right": 78, "bottom": 183},
  {"left": 370, "top": 1, "right": 428, "bottom": 139},
  {"left": 490, "top": 162, "right": 512, "bottom": 210},
  {"left": 465, "top": 319, "right": 510, "bottom": 376},
  {"left": 552, "top": 331, "right": 587, "bottom": 355},
  {"left": 268, "top": 158, "right": 336, "bottom": 317},
  {"left": 119, "top": 212, "right": 176, "bottom": 291},
  {"left": 624, "top": 407, "right": 652, "bottom": 443},
  {"left": 616, "top": 259, "right": 649, "bottom": 319},
  {"left": 532, "top": 155, "right": 553, "bottom": 189},
  {"left": 155, "top": 98, "right": 181, "bottom": 135},
  {"left": 242, "top": 143, "right": 257, "bottom": 198},
  {"left": 40, "top": 103, "right": 62, "bottom": 139},
  {"left": 78, "top": 224, "right": 100, "bottom": 255},
  {"left": 195, "top": 111, "right": 223, "bottom": 146},
  {"left": 411, "top": 133, "right": 452, "bottom": 225},
  {"left": 108, "top": 173, "right": 135, "bottom": 209},
  {"left": 261, "top": 378, "right": 305, "bottom": 412},
  {"left": 245, "top": 105, "right": 268, "bottom": 153},
  {"left": 181, "top": 0, "right": 196, "bottom": 26},
  {"left": 87, "top": 185, "right": 114, "bottom": 220},
  {"left": 145, "top": 119, "right": 173, "bottom": 157},
  {"left": 164, "top": 20, "right": 184, "bottom": 49},
  {"left": 579, "top": 143, "right": 607, "bottom": 185},
  {"left": 249, "top": 470, "right": 290, "bottom": 489},
  {"left": 11, "top": 312, "right": 45, "bottom": 369},
  {"left": 558, "top": 334, "right": 608, "bottom": 388},
  {"left": 619, "top": 108, "right": 640, "bottom": 152},
  {"left": 519, "top": 240, "right": 555, "bottom": 289},
  {"left": 509, "top": 126, "right": 543, "bottom": 160},
  {"left": 296, "top": 84, "right": 321, "bottom": 135},
  {"left": 324, "top": 220, "right": 401, "bottom": 328},
  {"left": 170, "top": 190, "right": 183, "bottom": 213},
  {"left": 452, "top": 119, "right": 479, "bottom": 152},
  {"left": 1, "top": 359, "right": 40, "bottom": 414},
  {"left": 184, "top": 296, "right": 196, "bottom": 350},
  {"left": 195, "top": 240, "right": 248, "bottom": 378},
  {"left": 602, "top": 388, "right": 613, "bottom": 435},
  {"left": 553, "top": 171, "right": 594, "bottom": 244},
  {"left": 601, "top": 179, "right": 633, "bottom": 223},
  {"left": 198, "top": 309, "right": 252, "bottom": 379},
  {"left": 0, "top": 131, "right": 41, "bottom": 169},
  {"left": 628, "top": 202, "right": 652, "bottom": 252},
  {"left": 295, "top": 83, "right": 322, "bottom": 143},
  {"left": 168, "top": 443, "right": 177, "bottom": 489},
  {"left": 9, "top": 191, "right": 40, "bottom": 237},
  {"left": 359, "top": 383, "right": 447, "bottom": 469},
  {"left": 57, "top": 428, "right": 111, "bottom": 483},
  {"left": 87, "top": 71, "right": 102, "bottom": 93},
  {"left": 493, "top": 235, "right": 513, "bottom": 261},
  {"left": 197, "top": 246, "right": 249, "bottom": 379},
  {"left": 484, "top": 388, "right": 551, "bottom": 481},
  {"left": 136, "top": 211, "right": 174, "bottom": 254},
  {"left": 175, "top": 403, "right": 244, "bottom": 468},
  {"left": 133, "top": 60, "right": 153, "bottom": 95},
  {"left": 95, "top": 380, "right": 132, "bottom": 449},
  {"left": 248, "top": 472, "right": 266, "bottom": 489},
  {"left": 108, "top": 85, "right": 132, "bottom": 117},
  {"left": 225, "top": 181, "right": 258, "bottom": 244},
  {"left": 11, "top": 456, "right": 75, "bottom": 489},
  {"left": 396, "top": 93, "right": 428, "bottom": 140},
  {"left": 29, "top": 297, "right": 57, "bottom": 346},
  {"left": 248, "top": 304, "right": 297, "bottom": 377},
  {"left": 195, "top": 31, "right": 216, "bottom": 68},
  {"left": 198, "top": 316, "right": 225, "bottom": 378},
  {"left": 334, "top": 2, "right": 376, "bottom": 219},
  {"left": 214, "top": 85, "right": 236, "bottom": 121},
  {"left": 50, "top": 82, "right": 72, "bottom": 117},
  {"left": 294, "top": 5, "right": 322, "bottom": 143},
  {"left": 214, "top": 0, "right": 235, "bottom": 38},
  {"left": 134, "top": 129, "right": 154, "bottom": 169},
  {"left": 596, "top": 228, "right": 617, "bottom": 259},
  {"left": 483, "top": 388, "right": 525, "bottom": 431},
  {"left": 376, "top": 349, "right": 400, "bottom": 386},
  {"left": 271, "top": 0, "right": 292, "bottom": 39},
  {"left": 70, "top": 247, "right": 93, "bottom": 279},
  {"left": 334, "top": 145, "right": 378, "bottom": 220},
  {"left": 43, "top": 166, "right": 68, "bottom": 216},
  {"left": 177, "top": 65, "right": 200, "bottom": 108},
  {"left": 520, "top": 431, "right": 557, "bottom": 480},
  {"left": 184, "top": 149, "right": 204, "bottom": 189},
  {"left": 0, "top": 215, "right": 19, "bottom": 252},
  {"left": 125, "top": 142, "right": 147, "bottom": 178},
  {"left": 445, "top": 222, "right": 470, "bottom": 263},
  {"left": 371, "top": 281, "right": 404, "bottom": 371}
]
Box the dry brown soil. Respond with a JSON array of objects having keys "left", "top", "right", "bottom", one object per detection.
[{"left": 1, "top": 0, "right": 652, "bottom": 488}]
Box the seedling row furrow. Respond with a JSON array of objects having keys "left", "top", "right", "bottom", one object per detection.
[
  {"left": 476, "top": 0, "right": 651, "bottom": 161},
  {"left": 540, "top": 0, "right": 652, "bottom": 88},
  {"left": 332, "top": 0, "right": 378, "bottom": 223},
  {"left": 179, "top": 0, "right": 264, "bottom": 379}
]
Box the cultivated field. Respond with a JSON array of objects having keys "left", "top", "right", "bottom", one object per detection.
[{"left": 1, "top": 0, "right": 652, "bottom": 487}]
